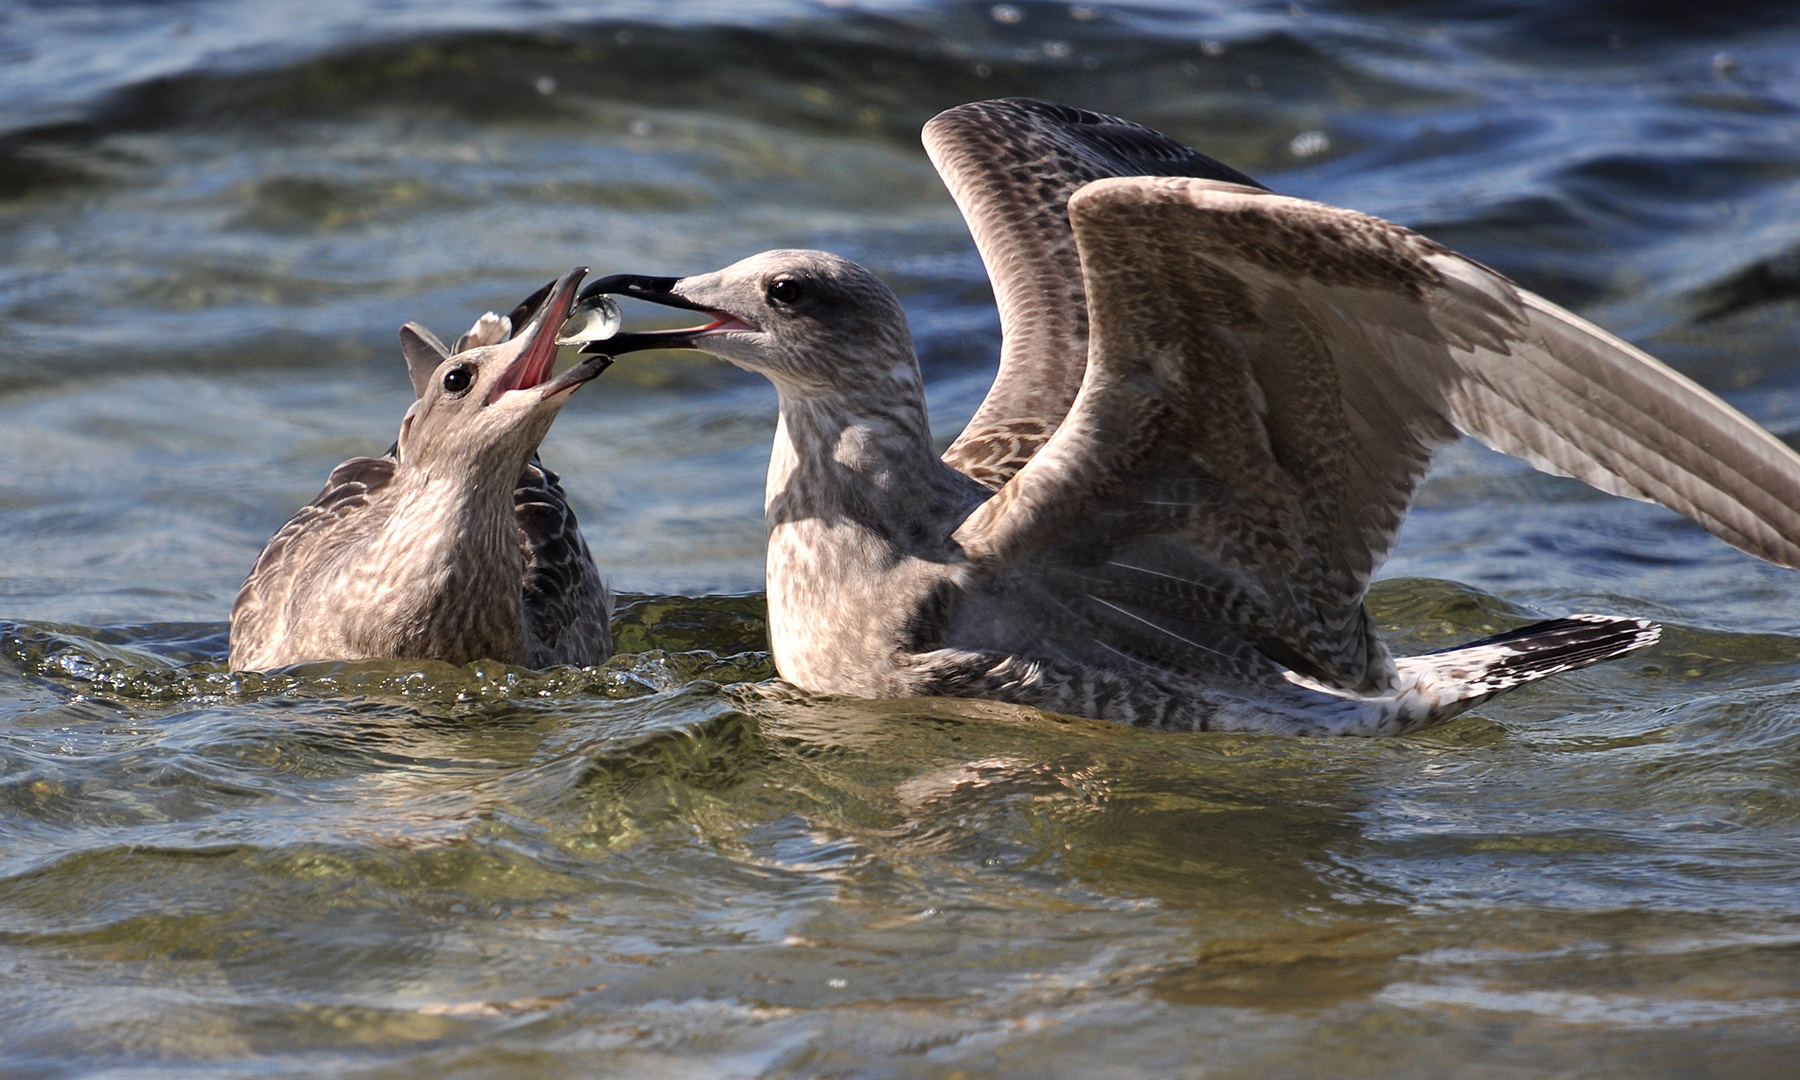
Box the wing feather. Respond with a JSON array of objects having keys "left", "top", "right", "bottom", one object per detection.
[
  {"left": 228, "top": 456, "right": 397, "bottom": 669},
  {"left": 950, "top": 176, "right": 1800, "bottom": 692},
  {"left": 923, "top": 98, "right": 1265, "bottom": 488},
  {"left": 515, "top": 457, "right": 612, "bottom": 667}
]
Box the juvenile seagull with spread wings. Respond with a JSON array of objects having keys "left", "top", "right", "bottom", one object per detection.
[
  {"left": 230, "top": 268, "right": 614, "bottom": 671},
  {"left": 581, "top": 97, "right": 1800, "bottom": 735}
]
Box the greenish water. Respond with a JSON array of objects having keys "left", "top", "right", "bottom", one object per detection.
[{"left": 5, "top": 1, "right": 1800, "bottom": 1076}]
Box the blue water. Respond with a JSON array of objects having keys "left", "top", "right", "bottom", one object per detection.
[{"left": 4, "top": 2, "right": 1800, "bottom": 1076}]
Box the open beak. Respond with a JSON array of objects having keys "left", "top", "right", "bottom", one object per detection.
[
  {"left": 537, "top": 352, "right": 613, "bottom": 399},
  {"left": 573, "top": 273, "right": 757, "bottom": 356},
  {"left": 488, "top": 266, "right": 592, "bottom": 405}
]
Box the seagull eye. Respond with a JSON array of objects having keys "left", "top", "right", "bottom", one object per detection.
[
  {"left": 766, "top": 278, "right": 803, "bottom": 305},
  {"left": 442, "top": 366, "right": 474, "bottom": 395}
]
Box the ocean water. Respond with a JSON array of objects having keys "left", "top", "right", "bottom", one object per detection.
[{"left": 4, "top": 1, "right": 1800, "bottom": 1076}]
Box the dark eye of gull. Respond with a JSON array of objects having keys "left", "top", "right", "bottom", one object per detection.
[
  {"left": 442, "top": 366, "right": 474, "bottom": 395},
  {"left": 767, "top": 277, "right": 803, "bottom": 305}
]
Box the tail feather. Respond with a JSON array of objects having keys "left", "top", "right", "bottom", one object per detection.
[{"left": 1396, "top": 613, "right": 1661, "bottom": 713}]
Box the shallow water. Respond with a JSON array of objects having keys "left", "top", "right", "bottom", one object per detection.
[{"left": 5, "top": 1, "right": 1800, "bottom": 1076}]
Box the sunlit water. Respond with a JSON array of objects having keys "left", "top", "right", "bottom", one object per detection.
[{"left": 4, "top": 1, "right": 1800, "bottom": 1076}]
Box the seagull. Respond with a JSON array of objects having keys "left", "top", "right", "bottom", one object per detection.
[
  {"left": 229, "top": 267, "right": 615, "bottom": 671},
  {"left": 577, "top": 98, "right": 1800, "bottom": 736}
]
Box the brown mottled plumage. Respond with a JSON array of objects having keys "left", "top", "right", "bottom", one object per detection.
[
  {"left": 921, "top": 97, "right": 1265, "bottom": 489},
  {"left": 584, "top": 99, "right": 1800, "bottom": 735},
  {"left": 229, "top": 268, "right": 613, "bottom": 671}
]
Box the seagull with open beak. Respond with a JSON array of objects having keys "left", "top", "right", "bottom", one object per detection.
[{"left": 230, "top": 266, "right": 616, "bottom": 671}]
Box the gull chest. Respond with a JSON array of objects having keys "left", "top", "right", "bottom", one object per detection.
[{"left": 765, "top": 517, "right": 921, "bottom": 695}]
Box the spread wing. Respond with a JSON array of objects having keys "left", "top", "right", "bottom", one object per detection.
[
  {"left": 923, "top": 98, "right": 1265, "bottom": 489},
  {"left": 229, "top": 456, "right": 397, "bottom": 668},
  {"left": 516, "top": 456, "right": 612, "bottom": 667},
  {"left": 948, "top": 177, "right": 1800, "bottom": 694}
]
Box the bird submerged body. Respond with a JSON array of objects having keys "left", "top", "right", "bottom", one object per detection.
[
  {"left": 229, "top": 268, "right": 613, "bottom": 672},
  {"left": 734, "top": 310, "right": 1656, "bottom": 737},
  {"left": 584, "top": 97, "right": 1800, "bottom": 736},
  {"left": 758, "top": 391, "right": 987, "bottom": 696}
]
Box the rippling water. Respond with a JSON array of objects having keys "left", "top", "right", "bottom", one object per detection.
[{"left": 5, "top": 1, "right": 1800, "bottom": 1075}]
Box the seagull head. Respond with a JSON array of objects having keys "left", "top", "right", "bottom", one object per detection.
[
  {"left": 578, "top": 250, "right": 920, "bottom": 396},
  {"left": 392, "top": 266, "right": 613, "bottom": 475}
]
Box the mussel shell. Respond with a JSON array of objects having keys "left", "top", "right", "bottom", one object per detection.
[{"left": 555, "top": 296, "right": 622, "bottom": 345}]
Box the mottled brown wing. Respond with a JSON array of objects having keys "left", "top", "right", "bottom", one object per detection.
[
  {"left": 950, "top": 177, "right": 1800, "bottom": 694},
  {"left": 516, "top": 456, "right": 612, "bottom": 667},
  {"left": 229, "top": 456, "right": 397, "bottom": 669},
  {"left": 923, "top": 98, "right": 1265, "bottom": 489}
]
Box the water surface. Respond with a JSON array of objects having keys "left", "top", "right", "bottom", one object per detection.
[{"left": 4, "top": 1, "right": 1800, "bottom": 1076}]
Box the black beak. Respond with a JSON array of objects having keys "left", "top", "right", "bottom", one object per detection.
[
  {"left": 505, "top": 277, "right": 560, "bottom": 336},
  {"left": 574, "top": 273, "right": 744, "bottom": 356},
  {"left": 577, "top": 274, "right": 711, "bottom": 312}
]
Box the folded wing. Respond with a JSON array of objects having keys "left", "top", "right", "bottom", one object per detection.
[
  {"left": 229, "top": 455, "right": 398, "bottom": 669},
  {"left": 516, "top": 456, "right": 611, "bottom": 667}
]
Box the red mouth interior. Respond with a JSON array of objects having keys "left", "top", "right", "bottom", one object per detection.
[
  {"left": 488, "top": 282, "right": 580, "bottom": 403},
  {"left": 694, "top": 314, "right": 755, "bottom": 335}
]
